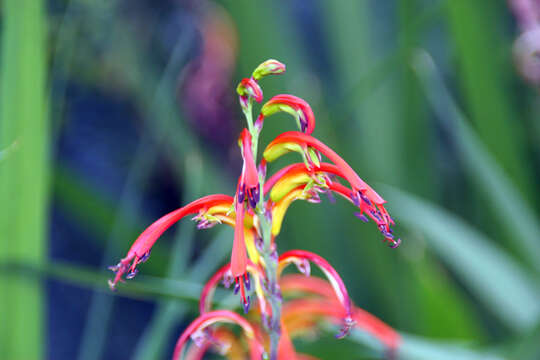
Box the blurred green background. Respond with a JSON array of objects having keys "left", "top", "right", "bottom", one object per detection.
[{"left": 1, "top": 0, "right": 540, "bottom": 359}]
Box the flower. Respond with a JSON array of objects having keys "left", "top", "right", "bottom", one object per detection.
[
  {"left": 258, "top": 95, "right": 316, "bottom": 134},
  {"left": 263, "top": 133, "right": 400, "bottom": 248},
  {"left": 108, "top": 194, "right": 233, "bottom": 289},
  {"left": 110, "top": 58, "right": 402, "bottom": 359}
]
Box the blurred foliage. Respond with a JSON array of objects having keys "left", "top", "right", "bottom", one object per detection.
[{"left": 1, "top": 0, "right": 540, "bottom": 359}]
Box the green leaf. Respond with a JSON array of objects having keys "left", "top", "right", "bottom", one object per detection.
[
  {"left": 0, "top": 0, "right": 48, "bottom": 358},
  {"left": 411, "top": 50, "right": 540, "bottom": 272},
  {"left": 384, "top": 186, "right": 540, "bottom": 332}
]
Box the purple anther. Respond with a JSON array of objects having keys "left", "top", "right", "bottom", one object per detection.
[
  {"left": 300, "top": 118, "right": 307, "bottom": 132},
  {"left": 233, "top": 281, "right": 240, "bottom": 295},
  {"left": 296, "top": 259, "right": 311, "bottom": 277},
  {"left": 139, "top": 250, "right": 151, "bottom": 263},
  {"left": 359, "top": 192, "right": 372, "bottom": 206},
  {"left": 354, "top": 212, "right": 369, "bottom": 223},
  {"left": 335, "top": 316, "right": 356, "bottom": 339},
  {"left": 245, "top": 273, "right": 251, "bottom": 291},
  {"left": 242, "top": 295, "right": 251, "bottom": 314},
  {"left": 222, "top": 272, "right": 234, "bottom": 288},
  {"left": 191, "top": 329, "right": 207, "bottom": 347},
  {"left": 108, "top": 263, "right": 121, "bottom": 272},
  {"left": 237, "top": 186, "right": 245, "bottom": 204},
  {"left": 351, "top": 192, "right": 361, "bottom": 207},
  {"left": 126, "top": 268, "right": 139, "bottom": 280}
]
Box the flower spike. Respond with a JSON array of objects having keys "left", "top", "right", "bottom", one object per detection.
[
  {"left": 108, "top": 194, "right": 233, "bottom": 289},
  {"left": 252, "top": 59, "right": 286, "bottom": 80},
  {"left": 259, "top": 95, "right": 316, "bottom": 134}
]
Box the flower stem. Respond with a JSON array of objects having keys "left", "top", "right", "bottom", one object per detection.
[{"left": 244, "top": 98, "right": 282, "bottom": 360}]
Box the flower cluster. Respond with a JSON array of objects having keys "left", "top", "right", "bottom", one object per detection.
[{"left": 109, "top": 59, "right": 401, "bottom": 359}]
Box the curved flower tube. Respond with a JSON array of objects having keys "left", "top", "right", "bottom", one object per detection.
[
  {"left": 259, "top": 95, "right": 316, "bottom": 134},
  {"left": 263, "top": 156, "right": 399, "bottom": 247},
  {"left": 282, "top": 299, "right": 401, "bottom": 351},
  {"left": 280, "top": 274, "right": 338, "bottom": 301},
  {"left": 199, "top": 261, "right": 267, "bottom": 316},
  {"left": 108, "top": 194, "right": 233, "bottom": 289},
  {"left": 172, "top": 310, "right": 265, "bottom": 360},
  {"left": 184, "top": 326, "right": 249, "bottom": 360},
  {"left": 280, "top": 275, "right": 401, "bottom": 350},
  {"left": 278, "top": 250, "right": 353, "bottom": 322},
  {"left": 264, "top": 131, "right": 384, "bottom": 204}
]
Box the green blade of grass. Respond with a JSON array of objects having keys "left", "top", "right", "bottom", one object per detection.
[
  {"left": 0, "top": 259, "right": 229, "bottom": 304},
  {"left": 445, "top": 0, "right": 532, "bottom": 196},
  {"left": 384, "top": 186, "right": 540, "bottom": 332},
  {"left": 0, "top": 0, "right": 48, "bottom": 358},
  {"left": 412, "top": 50, "right": 540, "bottom": 272}
]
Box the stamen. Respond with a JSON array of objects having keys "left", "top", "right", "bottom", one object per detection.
[
  {"left": 335, "top": 316, "right": 356, "bottom": 339},
  {"left": 295, "top": 259, "right": 311, "bottom": 276},
  {"left": 354, "top": 212, "right": 369, "bottom": 223},
  {"left": 126, "top": 268, "right": 139, "bottom": 280},
  {"left": 139, "top": 250, "right": 151, "bottom": 263}
]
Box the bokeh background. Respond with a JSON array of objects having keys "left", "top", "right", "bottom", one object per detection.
[{"left": 1, "top": 0, "right": 540, "bottom": 359}]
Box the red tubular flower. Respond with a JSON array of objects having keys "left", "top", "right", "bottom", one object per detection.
[
  {"left": 264, "top": 131, "right": 382, "bottom": 203},
  {"left": 239, "top": 129, "right": 260, "bottom": 209},
  {"left": 172, "top": 310, "right": 264, "bottom": 360},
  {"left": 231, "top": 190, "right": 250, "bottom": 312},
  {"left": 263, "top": 133, "right": 400, "bottom": 247},
  {"left": 259, "top": 95, "right": 316, "bottom": 134},
  {"left": 282, "top": 299, "right": 400, "bottom": 352},
  {"left": 108, "top": 194, "right": 233, "bottom": 289},
  {"left": 278, "top": 250, "right": 354, "bottom": 337}
]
